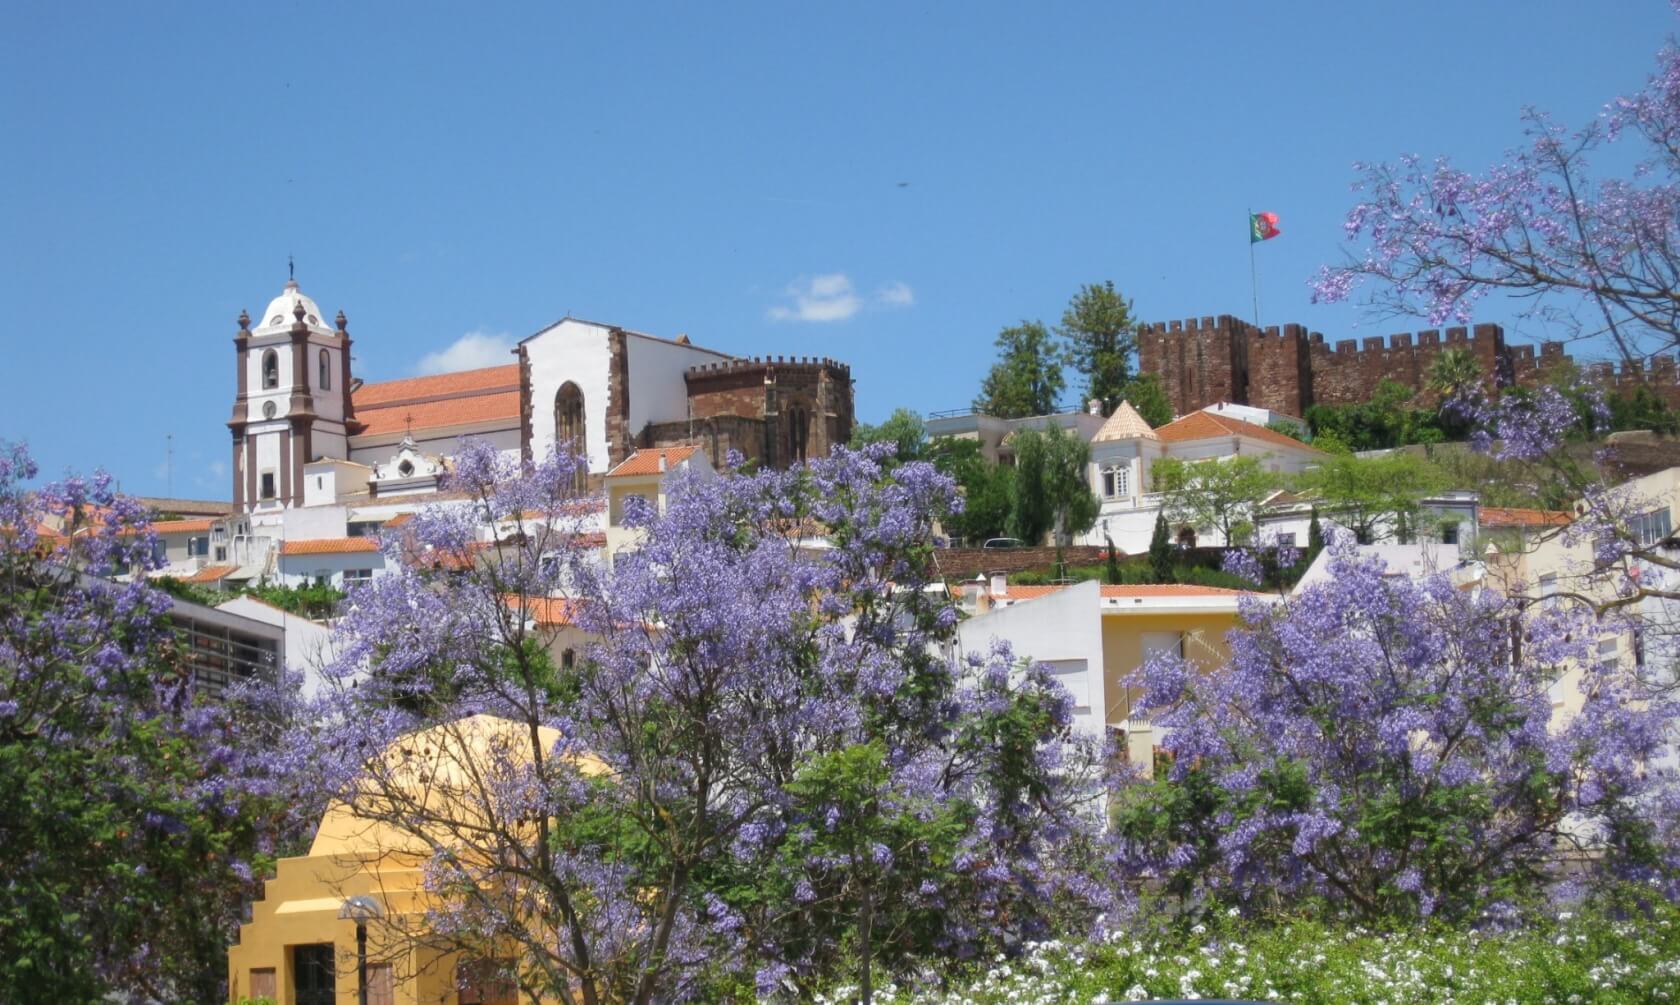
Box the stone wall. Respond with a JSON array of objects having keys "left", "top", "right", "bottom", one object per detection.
[{"left": 1138, "top": 315, "right": 1680, "bottom": 417}]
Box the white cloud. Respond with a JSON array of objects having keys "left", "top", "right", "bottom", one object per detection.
[
  {"left": 767, "top": 274, "right": 913, "bottom": 322},
  {"left": 417, "top": 330, "right": 516, "bottom": 374},
  {"left": 768, "top": 273, "right": 863, "bottom": 323},
  {"left": 875, "top": 280, "right": 915, "bottom": 308}
]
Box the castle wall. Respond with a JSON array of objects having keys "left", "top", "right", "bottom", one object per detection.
[{"left": 1140, "top": 316, "right": 1680, "bottom": 416}]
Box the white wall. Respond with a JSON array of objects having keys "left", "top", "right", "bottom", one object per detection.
[
  {"left": 281, "top": 504, "right": 349, "bottom": 541},
  {"left": 624, "top": 333, "right": 731, "bottom": 434},
  {"left": 525, "top": 320, "right": 614, "bottom": 473},
  {"left": 956, "top": 580, "right": 1106, "bottom": 738},
  {"left": 276, "top": 549, "right": 388, "bottom": 590}
]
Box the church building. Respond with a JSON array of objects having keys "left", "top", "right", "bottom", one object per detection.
[{"left": 216, "top": 278, "right": 854, "bottom": 584}]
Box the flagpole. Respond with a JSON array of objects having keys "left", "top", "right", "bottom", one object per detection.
[{"left": 1248, "top": 208, "right": 1261, "bottom": 329}]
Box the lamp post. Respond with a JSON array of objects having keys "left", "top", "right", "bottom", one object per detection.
[{"left": 338, "top": 895, "right": 385, "bottom": 1005}]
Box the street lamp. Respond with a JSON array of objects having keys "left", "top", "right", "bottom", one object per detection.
[{"left": 338, "top": 895, "right": 385, "bottom": 1005}]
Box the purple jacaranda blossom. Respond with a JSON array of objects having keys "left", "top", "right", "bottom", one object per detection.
[
  {"left": 0, "top": 441, "right": 322, "bottom": 1002},
  {"left": 312, "top": 442, "right": 1105, "bottom": 1004},
  {"left": 1111, "top": 539, "right": 1680, "bottom": 922}
]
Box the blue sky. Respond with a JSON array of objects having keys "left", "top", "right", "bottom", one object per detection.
[{"left": 1, "top": 2, "right": 1673, "bottom": 497}]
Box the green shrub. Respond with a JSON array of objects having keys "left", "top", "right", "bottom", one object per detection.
[{"left": 828, "top": 894, "right": 1680, "bottom": 1004}]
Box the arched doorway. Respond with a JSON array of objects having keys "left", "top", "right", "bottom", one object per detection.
[{"left": 554, "top": 382, "right": 587, "bottom": 491}]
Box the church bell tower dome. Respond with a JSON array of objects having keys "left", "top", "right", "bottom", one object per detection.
[{"left": 253, "top": 278, "right": 333, "bottom": 336}]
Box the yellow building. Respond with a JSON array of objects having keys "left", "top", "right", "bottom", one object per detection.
[
  {"left": 954, "top": 579, "right": 1256, "bottom": 771},
  {"left": 229, "top": 715, "right": 599, "bottom": 1005}
]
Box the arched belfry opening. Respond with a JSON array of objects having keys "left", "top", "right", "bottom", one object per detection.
[{"left": 554, "top": 382, "right": 587, "bottom": 490}]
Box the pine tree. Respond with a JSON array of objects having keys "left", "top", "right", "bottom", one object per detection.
[{"left": 1148, "top": 512, "right": 1174, "bottom": 584}]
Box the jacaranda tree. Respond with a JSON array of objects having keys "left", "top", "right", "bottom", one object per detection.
[
  {"left": 0, "top": 443, "right": 314, "bottom": 1002},
  {"left": 319, "top": 442, "right": 1100, "bottom": 1005},
  {"left": 1111, "top": 540, "right": 1679, "bottom": 923}
]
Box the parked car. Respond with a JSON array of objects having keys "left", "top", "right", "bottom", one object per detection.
[{"left": 982, "top": 537, "right": 1024, "bottom": 549}]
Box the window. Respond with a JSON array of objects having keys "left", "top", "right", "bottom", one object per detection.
[
  {"left": 1598, "top": 637, "right": 1620, "bottom": 672},
  {"left": 214, "top": 546, "right": 227, "bottom": 562},
  {"left": 292, "top": 945, "right": 336, "bottom": 1005},
  {"left": 187, "top": 535, "right": 210, "bottom": 557},
  {"left": 562, "top": 648, "right": 576, "bottom": 670},
  {"left": 344, "top": 568, "right": 374, "bottom": 587},
  {"left": 261, "top": 349, "right": 279, "bottom": 389},
  {"left": 1538, "top": 573, "right": 1557, "bottom": 606},
  {"left": 1275, "top": 532, "right": 1297, "bottom": 548},
  {"left": 248, "top": 968, "right": 276, "bottom": 1001},
  {"left": 457, "top": 958, "right": 517, "bottom": 1005},
  {"left": 313, "top": 572, "right": 330, "bottom": 587},
  {"left": 1442, "top": 522, "right": 1460, "bottom": 545},
  {"left": 347, "top": 521, "right": 380, "bottom": 538},
  {"left": 555, "top": 382, "right": 587, "bottom": 492},
  {"left": 1632, "top": 508, "right": 1673, "bottom": 548},
  {"left": 259, "top": 472, "right": 276, "bottom": 500},
  {"left": 366, "top": 964, "right": 394, "bottom": 1005},
  {"left": 318, "top": 348, "right": 331, "bottom": 389},
  {"left": 784, "top": 403, "right": 811, "bottom": 466},
  {"left": 1101, "top": 464, "right": 1130, "bottom": 499}
]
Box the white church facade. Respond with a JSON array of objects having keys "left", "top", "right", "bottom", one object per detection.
[{"left": 187, "top": 277, "right": 855, "bottom": 588}]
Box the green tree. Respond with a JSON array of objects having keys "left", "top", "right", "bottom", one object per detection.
[
  {"left": 1117, "top": 373, "right": 1174, "bottom": 428},
  {"left": 1151, "top": 456, "right": 1277, "bottom": 546},
  {"left": 851, "top": 407, "right": 928, "bottom": 464},
  {"left": 1008, "top": 425, "right": 1099, "bottom": 546},
  {"left": 973, "top": 321, "right": 1065, "bottom": 418},
  {"left": 1293, "top": 451, "right": 1449, "bottom": 544},
  {"left": 1608, "top": 384, "right": 1680, "bottom": 435},
  {"left": 1057, "top": 281, "right": 1137, "bottom": 413},
  {"left": 1306, "top": 507, "right": 1324, "bottom": 563},
  {"left": 1427, "top": 347, "right": 1484, "bottom": 402},
  {"left": 926, "top": 437, "right": 1015, "bottom": 544},
  {"left": 1148, "top": 511, "right": 1174, "bottom": 583}
]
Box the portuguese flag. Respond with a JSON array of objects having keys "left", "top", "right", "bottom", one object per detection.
[{"left": 1249, "top": 211, "right": 1281, "bottom": 243}]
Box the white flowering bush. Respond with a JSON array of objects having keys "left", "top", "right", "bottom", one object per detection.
[{"left": 811, "top": 894, "right": 1680, "bottom": 1005}]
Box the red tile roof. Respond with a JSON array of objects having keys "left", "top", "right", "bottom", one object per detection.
[
  {"left": 148, "top": 518, "right": 214, "bottom": 534},
  {"left": 506, "top": 596, "right": 588, "bottom": 627},
  {"left": 355, "top": 391, "right": 522, "bottom": 437},
  {"left": 352, "top": 364, "right": 520, "bottom": 407},
  {"left": 606, "top": 447, "right": 700, "bottom": 478},
  {"left": 381, "top": 512, "right": 414, "bottom": 528},
  {"left": 184, "top": 565, "right": 240, "bottom": 583},
  {"left": 1155, "top": 411, "right": 1324, "bottom": 453},
  {"left": 281, "top": 537, "right": 383, "bottom": 556},
  {"left": 1479, "top": 506, "right": 1573, "bottom": 529},
  {"left": 351, "top": 364, "right": 522, "bottom": 437}
]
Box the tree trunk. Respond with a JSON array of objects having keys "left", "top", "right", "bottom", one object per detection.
[{"left": 858, "top": 887, "right": 875, "bottom": 1005}]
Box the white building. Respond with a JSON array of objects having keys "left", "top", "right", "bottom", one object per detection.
[{"left": 208, "top": 277, "right": 854, "bottom": 585}]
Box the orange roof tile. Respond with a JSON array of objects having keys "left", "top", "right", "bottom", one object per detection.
[
  {"left": 1156, "top": 411, "right": 1324, "bottom": 453},
  {"left": 352, "top": 364, "right": 520, "bottom": 408},
  {"left": 281, "top": 537, "right": 383, "bottom": 556},
  {"left": 184, "top": 565, "right": 240, "bottom": 583},
  {"left": 606, "top": 447, "right": 700, "bottom": 478},
  {"left": 381, "top": 512, "right": 414, "bottom": 528},
  {"left": 354, "top": 390, "right": 522, "bottom": 437},
  {"left": 148, "top": 518, "right": 214, "bottom": 534},
  {"left": 1479, "top": 506, "right": 1573, "bottom": 529},
  {"left": 506, "top": 596, "right": 588, "bottom": 627}
]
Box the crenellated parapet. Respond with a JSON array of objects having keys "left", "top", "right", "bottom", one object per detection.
[{"left": 1140, "top": 314, "right": 1680, "bottom": 416}]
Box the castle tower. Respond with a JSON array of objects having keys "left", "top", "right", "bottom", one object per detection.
[{"left": 228, "top": 278, "right": 359, "bottom": 513}]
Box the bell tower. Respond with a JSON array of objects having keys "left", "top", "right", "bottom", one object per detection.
[{"left": 228, "top": 277, "right": 360, "bottom": 514}]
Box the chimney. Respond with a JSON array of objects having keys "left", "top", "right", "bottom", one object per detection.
[
  {"left": 657, "top": 451, "right": 668, "bottom": 473},
  {"left": 989, "top": 571, "right": 1007, "bottom": 598},
  {"left": 1087, "top": 398, "right": 1102, "bottom": 415}
]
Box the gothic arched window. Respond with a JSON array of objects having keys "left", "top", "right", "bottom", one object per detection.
[
  {"left": 261, "top": 349, "right": 279, "bottom": 390},
  {"left": 318, "top": 348, "right": 330, "bottom": 390},
  {"left": 554, "top": 382, "right": 587, "bottom": 490},
  {"left": 784, "top": 403, "right": 810, "bottom": 466}
]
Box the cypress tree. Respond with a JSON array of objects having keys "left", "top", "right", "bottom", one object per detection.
[
  {"left": 1105, "top": 535, "right": 1123, "bottom": 585},
  {"left": 1148, "top": 512, "right": 1174, "bottom": 584},
  {"left": 1307, "top": 507, "right": 1324, "bottom": 564}
]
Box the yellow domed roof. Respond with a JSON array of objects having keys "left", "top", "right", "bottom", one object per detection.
[{"left": 309, "top": 713, "right": 606, "bottom": 858}]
